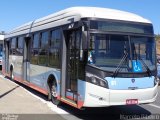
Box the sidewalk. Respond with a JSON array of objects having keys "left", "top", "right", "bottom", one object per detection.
[{"left": 0, "top": 75, "right": 65, "bottom": 120}]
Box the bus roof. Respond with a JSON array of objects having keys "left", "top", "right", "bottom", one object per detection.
[{"left": 5, "top": 7, "right": 152, "bottom": 38}]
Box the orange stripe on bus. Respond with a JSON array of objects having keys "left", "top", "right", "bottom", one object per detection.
[{"left": 13, "top": 76, "right": 48, "bottom": 95}]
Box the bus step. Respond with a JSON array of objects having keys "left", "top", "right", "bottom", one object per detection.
[{"left": 66, "top": 91, "right": 77, "bottom": 101}]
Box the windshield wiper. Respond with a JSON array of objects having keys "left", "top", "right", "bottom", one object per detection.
[
  {"left": 139, "top": 57, "right": 152, "bottom": 76},
  {"left": 112, "top": 50, "right": 128, "bottom": 78},
  {"left": 132, "top": 43, "right": 152, "bottom": 76}
]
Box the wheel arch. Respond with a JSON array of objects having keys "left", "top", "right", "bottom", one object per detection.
[
  {"left": 9, "top": 63, "right": 15, "bottom": 80},
  {"left": 47, "top": 73, "right": 59, "bottom": 100},
  {"left": 10, "top": 63, "right": 14, "bottom": 72}
]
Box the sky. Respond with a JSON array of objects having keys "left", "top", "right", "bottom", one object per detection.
[{"left": 0, "top": 0, "right": 159, "bottom": 34}]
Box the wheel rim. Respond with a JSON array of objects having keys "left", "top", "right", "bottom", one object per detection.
[{"left": 51, "top": 83, "right": 57, "bottom": 98}]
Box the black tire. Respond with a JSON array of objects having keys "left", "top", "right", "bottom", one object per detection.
[
  {"left": 51, "top": 81, "right": 60, "bottom": 105},
  {"left": 10, "top": 69, "right": 13, "bottom": 81}
]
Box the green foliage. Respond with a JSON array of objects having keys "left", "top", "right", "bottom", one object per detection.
[{"left": 155, "top": 34, "right": 160, "bottom": 41}]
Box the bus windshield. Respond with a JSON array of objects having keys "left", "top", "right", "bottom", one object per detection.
[{"left": 88, "top": 34, "right": 156, "bottom": 73}]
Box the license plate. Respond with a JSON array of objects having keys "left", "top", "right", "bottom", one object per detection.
[{"left": 126, "top": 99, "right": 138, "bottom": 105}]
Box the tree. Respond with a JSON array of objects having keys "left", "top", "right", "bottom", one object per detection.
[{"left": 155, "top": 34, "right": 160, "bottom": 41}]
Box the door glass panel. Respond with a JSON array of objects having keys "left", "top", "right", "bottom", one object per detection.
[{"left": 67, "top": 30, "right": 81, "bottom": 92}]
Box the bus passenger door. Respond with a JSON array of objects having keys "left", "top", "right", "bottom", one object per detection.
[
  {"left": 3, "top": 41, "right": 10, "bottom": 74},
  {"left": 23, "top": 37, "right": 31, "bottom": 82},
  {"left": 61, "top": 29, "right": 81, "bottom": 103}
]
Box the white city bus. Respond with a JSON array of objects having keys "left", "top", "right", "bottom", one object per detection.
[
  {"left": 3, "top": 7, "right": 158, "bottom": 109},
  {"left": 0, "top": 34, "right": 4, "bottom": 68}
]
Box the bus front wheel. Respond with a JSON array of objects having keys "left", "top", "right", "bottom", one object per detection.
[{"left": 51, "top": 81, "right": 60, "bottom": 105}]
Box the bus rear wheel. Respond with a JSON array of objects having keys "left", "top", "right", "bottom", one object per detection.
[
  {"left": 10, "top": 66, "right": 14, "bottom": 81},
  {"left": 51, "top": 81, "right": 60, "bottom": 105}
]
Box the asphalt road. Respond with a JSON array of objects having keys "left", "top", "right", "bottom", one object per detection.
[{"left": 0, "top": 72, "right": 160, "bottom": 120}]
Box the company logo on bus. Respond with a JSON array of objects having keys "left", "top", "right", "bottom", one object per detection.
[{"left": 131, "top": 79, "right": 135, "bottom": 83}]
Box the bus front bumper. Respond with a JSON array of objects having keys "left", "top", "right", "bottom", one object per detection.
[
  {"left": 109, "top": 84, "right": 158, "bottom": 106},
  {"left": 83, "top": 82, "right": 158, "bottom": 107}
]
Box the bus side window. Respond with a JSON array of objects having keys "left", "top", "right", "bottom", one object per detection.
[
  {"left": 17, "top": 36, "right": 24, "bottom": 56},
  {"left": 31, "top": 33, "right": 39, "bottom": 65},
  {"left": 39, "top": 31, "right": 49, "bottom": 66},
  {"left": 11, "top": 37, "right": 18, "bottom": 55},
  {"left": 49, "top": 29, "right": 61, "bottom": 68}
]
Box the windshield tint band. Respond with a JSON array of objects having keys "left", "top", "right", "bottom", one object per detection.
[{"left": 90, "top": 20, "right": 153, "bottom": 34}]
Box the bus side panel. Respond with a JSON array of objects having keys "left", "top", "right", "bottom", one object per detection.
[
  {"left": 29, "top": 65, "right": 61, "bottom": 97},
  {"left": 3, "top": 41, "right": 10, "bottom": 76},
  {"left": 13, "top": 56, "right": 23, "bottom": 82},
  {"left": 29, "top": 64, "right": 48, "bottom": 89}
]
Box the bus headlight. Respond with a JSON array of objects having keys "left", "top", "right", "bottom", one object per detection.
[
  {"left": 86, "top": 73, "right": 108, "bottom": 88},
  {"left": 91, "top": 76, "right": 98, "bottom": 85}
]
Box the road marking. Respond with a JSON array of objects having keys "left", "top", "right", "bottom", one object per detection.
[{"left": 148, "top": 104, "right": 160, "bottom": 109}]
